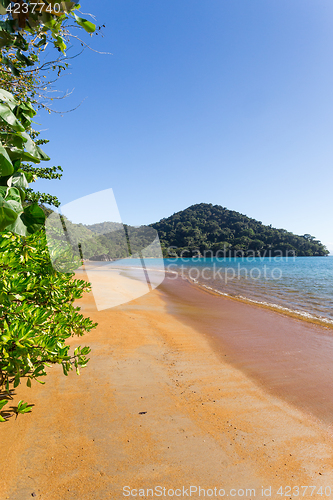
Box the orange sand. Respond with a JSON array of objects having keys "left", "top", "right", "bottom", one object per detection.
[{"left": 1, "top": 277, "right": 333, "bottom": 499}]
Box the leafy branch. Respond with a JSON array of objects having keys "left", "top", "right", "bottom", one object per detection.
[
  {"left": 0, "top": 231, "right": 97, "bottom": 421},
  {"left": 0, "top": 1, "right": 99, "bottom": 420}
]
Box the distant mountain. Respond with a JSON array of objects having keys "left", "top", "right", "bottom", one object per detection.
[
  {"left": 84, "top": 221, "right": 123, "bottom": 234},
  {"left": 150, "top": 203, "right": 329, "bottom": 257}
]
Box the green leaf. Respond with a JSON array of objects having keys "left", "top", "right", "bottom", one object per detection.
[
  {"left": 18, "top": 102, "right": 36, "bottom": 118},
  {"left": 17, "top": 400, "right": 32, "bottom": 414},
  {"left": 16, "top": 49, "right": 34, "bottom": 67},
  {"left": 5, "top": 186, "right": 24, "bottom": 210},
  {"left": 14, "top": 374, "right": 20, "bottom": 388},
  {"left": 0, "top": 30, "right": 14, "bottom": 48},
  {"left": 21, "top": 203, "right": 45, "bottom": 233},
  {"left": 12, "top": 159, "right": 21, "bottom": 171},
  {"left": 5, "top": 196, "right": 23, "bottom": 215},
  {"left": 0, "top": 399, "right": 8, "bottom": 411},
  {"left": 20, "top": 132, "right": 50, "bottom": 161},
  {"left": 35, "top": 35, "right": 47, "bottom": 48},
  {"left": 5, "top": 213, "right": 27, "bottom": 235},
  {"left": 73, "top": 13, "right": 95, "bottom": 33},
  {"left": 0, "top": 103, "right": 25, "bottom": 132},
  {"left": 41, "top": 12, "right": 55, "bottom": 28},
  {"left": 53, "top": 35, "right": 66, "bottom": 53},
  {"left": 21, "top": 407, "right": 32, "bottom": 413},
  {"left": 0, "top": 142, "right": 14, "bottom": 176},
  {"left": 9, "top": 171, "right": 29, "bottom": 190},
  {"left": 5, "top": 186, "right": 22, "bottom": 204},
  {"left": 0, "top": 0, "right": 10, "bottom": 15},
  {"left": 9, "top": 150, "right": 40, "bottom": 164},
  {"left": 0, "top": 197, "right": 19, "bottom": 231},
  {"left": 13, "top": 32, "right": 29, "bottom": 51},
  {"left": 11, "top": 134, "right": 26, "bottom": 150},
  {"left": 0, "top": 89, "right": 17, "bottom": 106},
  {"left": 27, "top": 378, "right": 31, "bottom": 388},
  {"left": 34, "top": 146, "right": 50, "bottom": 161},
  {"left": 2, "top": 57, "right": 20, "bottom": 77},
  {"left": 0, "top": 19, "right": 15, "bottom": 34},
  {"left": 19, "top": 113, "right": 32, "bottom": 129}
]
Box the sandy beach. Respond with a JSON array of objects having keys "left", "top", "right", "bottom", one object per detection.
[{"left": 1, "top": 272, "right": 333, "bottom": 499}]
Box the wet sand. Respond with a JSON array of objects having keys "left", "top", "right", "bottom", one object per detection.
[
  {"left": 159, "top": 276, "right": 333, "bottom": 426},
  {"left": 1, "top": 274, "right": 333, "bottom": 499}
]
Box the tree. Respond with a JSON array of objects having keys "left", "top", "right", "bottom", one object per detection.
[
  {"left": 0, "top": 1, "right": 99, "bottom": 420},
  {"left": 0, "top": 88, "right": 49, "bottom": 234},
  {"left": 0, "top": 231, "right": 96, "bottom": 420},
  {"left": 0, "top": 1, "right": 98, "bottom": 231}
]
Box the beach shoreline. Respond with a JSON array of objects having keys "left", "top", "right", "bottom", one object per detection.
[
  {"left": 159, "top": 275, "right": 333, "bottom": 427},
  {"left": 184, "top": 274, "right": 333, "bottom": 330},
  {"left": 1, "top": 272, "right": 333, "bottom": 498}
]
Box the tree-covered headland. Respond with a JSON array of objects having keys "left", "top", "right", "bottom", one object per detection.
[{"left": 151, "top": 203, "right": 329, "bottom": 258}]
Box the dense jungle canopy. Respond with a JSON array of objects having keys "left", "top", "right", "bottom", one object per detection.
[{"left": 151, "top": 203, "right": 329, "bottom": 257}]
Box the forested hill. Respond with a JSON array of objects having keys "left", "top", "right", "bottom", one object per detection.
[{"left": 150, "top": 203, "right": 329, "bottom": 257}]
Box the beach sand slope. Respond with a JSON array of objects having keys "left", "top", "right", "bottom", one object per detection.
[{"left": 1, "top": 279, "right": 333, "bottom": 499}]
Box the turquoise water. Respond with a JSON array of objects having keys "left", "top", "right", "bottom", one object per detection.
[
  {"left": 164, "top": 256, "right": 333, "bottom": 324},
  {"left": 88, "top": 256, "right": 333, "bottom": 324}
]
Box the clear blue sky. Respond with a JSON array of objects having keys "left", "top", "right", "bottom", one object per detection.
[{"left": 34, "top": 0, "right": 333, "bottom": 252}]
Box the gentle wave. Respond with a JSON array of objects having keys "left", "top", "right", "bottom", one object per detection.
[
  {"left": 164, "top": 257, "right": 333, "bottom": 326},
  {"left": 187, "top": 277, "right": 333, "bottom": 327}
]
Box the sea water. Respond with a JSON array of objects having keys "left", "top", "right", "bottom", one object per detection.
[
  {"left": 86, "top": 256, "right": 333, "bottom": 324},
  {"left": 164, "top": 256, "right": 333, "bottom": 324}
]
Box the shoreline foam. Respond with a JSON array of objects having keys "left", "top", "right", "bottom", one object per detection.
[{"left": 185, "top": 275, "right": 333, "bottom": 329}]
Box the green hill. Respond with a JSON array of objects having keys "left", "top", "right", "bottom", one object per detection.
[
  {"left": 45, "top": 203, "right": 329, "bottom": 260},
  {"left": 150, "top": 203, "right": 329, "bottom": 257}
]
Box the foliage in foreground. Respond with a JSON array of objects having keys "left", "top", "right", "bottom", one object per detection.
[
  {"left": 0, "top": 1, "right": 97, "bottom": 234},
  {"left": 0, "top": 2, "right": 99, "bottom": 420},
  {"left": 0, "top": 88, "right": 49, "bottom": 234},
  {"left": 0, "top": 230, "right": 97, "bottom": 421}
]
